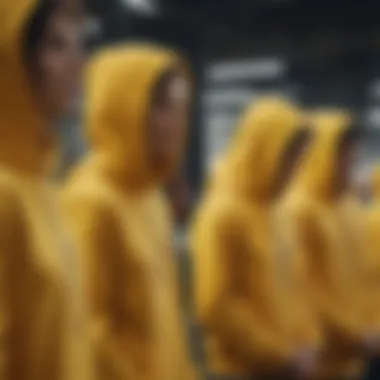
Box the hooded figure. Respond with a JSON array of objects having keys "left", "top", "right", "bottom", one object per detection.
[
  {"left": 62, "top": 44, "right": 196, "bottom": 380},
  {"left": 0, "top": 1, "right": 91, "bottom": 380},
  {"left": 280, "top": 112, "right": 370, "bottom": 379},
  {"left": 190, "top": 98, "right": 317, "bottom": 378}
]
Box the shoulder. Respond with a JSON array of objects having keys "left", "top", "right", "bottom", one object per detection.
[
  {"left": 62, "top": 178, "right": 120, "bottom": 233},
  {"left": 192, "top": 194, "right": 249, "bottom": 236},
  {"left": 281, "top": 192, "right": 322, "bottom": 223},
  {"left": 63, "top": 170, "right": 116, "bottom": 210},
  {"left": 277, "top": 194, "right": 331, "bottom": 245}
]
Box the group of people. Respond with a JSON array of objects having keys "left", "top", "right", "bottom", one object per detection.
[
  {"left": 2, "top": 1, "right": 380, "bottom": 380},
  {"left": 191, "top": 101, "right": 380, "bottom": 380}
]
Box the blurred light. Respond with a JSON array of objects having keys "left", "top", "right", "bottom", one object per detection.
[
  {"left": 365, "top": 108, "right": 380, "bottom": 128},
  {"left": 121, "top": 0, "right": 158, "bottom": 15},
  {"left": 203, "top": 89, "right": 261, "bottom": 108},
  {"left": 206, "top": 58, "right": 287, "bottom": 83},
  {"left": 370, "top": 80, "right": 380, "bottom": 98},
  {"left": 203, "top": 88, "right": 297, "bottom": 110},
  {"left": 206, "top": 114, "right": 238, "bottom": 130}
]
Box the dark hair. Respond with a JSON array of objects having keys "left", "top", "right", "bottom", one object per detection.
[
  {"left": 281, "top": 127, "right": 311, "bottom": 166},
  {"left": 294, "top": 127, "right": 312, "bottom": 143},
  {"left": 23, "top": 0, "right": 58, "bottom": 65},
  {"left": 340, "top": 124, "right": 362, "bottom": 148}
]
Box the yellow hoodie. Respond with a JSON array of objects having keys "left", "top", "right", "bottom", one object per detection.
[
  {"left": 370, "top": 166, "right": 380, "bottom": 200},
  {"left": 63, "top": 45, "right": 195, "bottom": 380},
  {"left": 280, "top": 112, "right": 366, "bottom": 379},
  {"left": 0, "top": 1, "right": 92, "bottom": 380},
  {"left": 190, "top": 98, "right": 317, "bottom": 377},
  {"left": 365, "top": 166, "right": 380, "bottom": 331}
]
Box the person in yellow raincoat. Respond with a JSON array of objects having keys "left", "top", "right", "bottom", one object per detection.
[
  {"left": 279, "top": 111, "right": 380, "bottom": 380},
  {"left": 62, "top": 44, "right": 196, "bottom": 380},
  {"left": 0, "top": 0, "right": 92, "bottom": 379},
  {"left": 190, "top": 97, "right": 320, "bottom": 379}
]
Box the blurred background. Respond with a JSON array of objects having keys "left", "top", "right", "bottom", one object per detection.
[{"left": 60, "top": 0, "right": 380, "bottom": 372}]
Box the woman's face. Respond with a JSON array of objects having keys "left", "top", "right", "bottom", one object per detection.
[
  {"left": 148, "top": 72, "right": 191, "bottom": 167},
  {"left": 31, "top": 6, "right": 84, "bottom": 119}
]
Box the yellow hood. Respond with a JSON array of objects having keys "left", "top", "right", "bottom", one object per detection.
[
  {"left": 85, "top": 43, "right": 185, "bottom": 188},
  {"left": 216, "top": 97, "right": 306, "bottom": 200},
  {"left": 293, "top": 111, "right": 352, "bottom": 200},
  {"left": 371, "top": 165, "right": 380, "bottom": 199},
  {"left": 0, "top": 0, "right": 50, "bottom": 176}
]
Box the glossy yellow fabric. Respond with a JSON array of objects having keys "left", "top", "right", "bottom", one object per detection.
[
  {"left": 0, "top": 1, "right": 92, "bottom": 380},
  {"left": 343, "top": 194, "right": 379, "bottom": 333},
  {"left": 281, "top": 112, "right": 365, "bottom": 378},
  {"left": 190, "top": 98, "right": 312, "bottom": 376},
  {"left": 365, "top": 166, "right": 380, "bottom": 331},
  {"left": 63, "top": 44, "right": 195, "bottom": 380}
]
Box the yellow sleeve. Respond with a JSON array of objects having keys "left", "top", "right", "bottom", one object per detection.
[
  {"left": 294, "top": 206, "right": 362, "bottom": 351},
  {"left": 365, "top": 209, "right": 380, "bottom": 328},
  {"left": 277, "top": 209, "right": 321, "bottom": 348},
  {"left": 193, "top": 205, "right": 292, "bottom": 368},
  {"left": 156, "top": 193, "right": 198, "bottom": 380},
  {"left": 65, "top": 196, "right": 135, "bottom": 380},
  {"left": 0, "top": 184, "right": 30, "bottom": 380}
]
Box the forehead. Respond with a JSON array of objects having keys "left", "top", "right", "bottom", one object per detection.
[
  {"left": 167, "top": 75, "right": 189, "bottom": 100},
  {"left": 41, "top": 6, "right": 85, "bottom": 44},
  {"left": 153, "top": 70, "right": 189, "bottom": 104},
  {"left": 47, "top": 1, "right": 85, "bottom": 27}
]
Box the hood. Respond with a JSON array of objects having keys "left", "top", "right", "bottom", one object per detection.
[
  {"left": 0, "top": 0, "right": 50, "bottom": 176},
  {"left": 371, "top": 165, "right": 380, "bottom": 200},
  {"left": 85, "top": 43, "right": 186, "bottom": 189},
  {"left": 215, "top": 97, "right": 306, "bottom": 200},
  {"left": 293, "top": 111, "right": 352, "bottom": 201}
]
